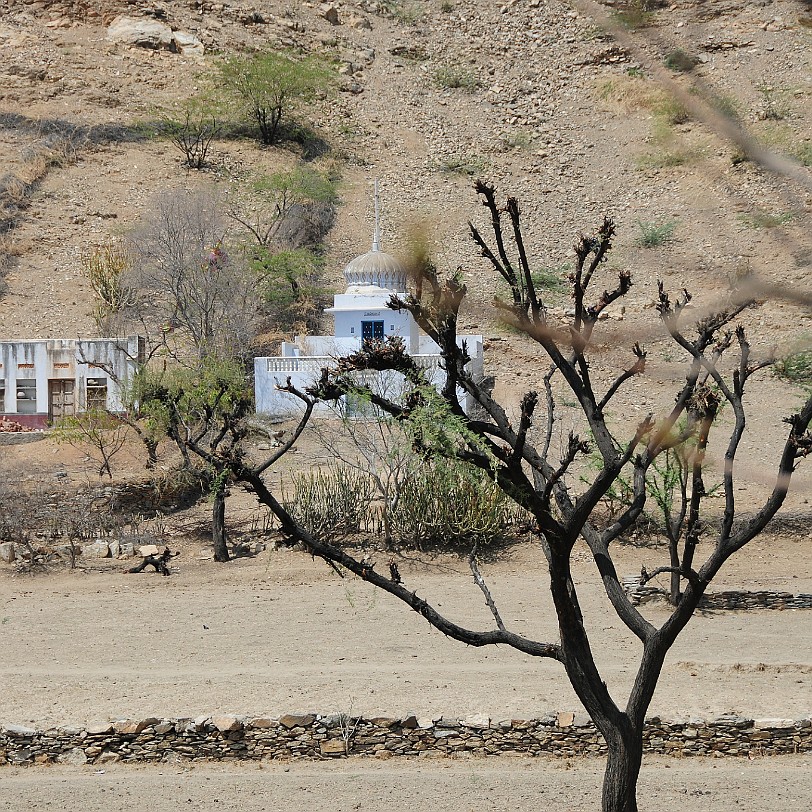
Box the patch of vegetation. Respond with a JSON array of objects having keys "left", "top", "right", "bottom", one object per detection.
[
  {"left": 663, "top": 48, "right": 699, "bottom": 73},
  {"left": 655, "top": 95, "right": 691, "bottom": 126},
  {"left": 710, "top": 92, "right": 741, "bottom": 121},
  {"left": 637, "top": 118, "right": 700, "bottom": 170},
  {"left": 612, "top": 7, "right": 654, "bottom": 30},
  {"left": 531, "top": 263, "right": 570, "bottom": 297},
  {"left": 775, "top": 341, "right": 812, "bottom": 388},
  {"left": 438, "top": 154, "right": 486, "bottom": 176},
  {"left": 738, "top": 210, "right": 795, "bottom": 229},
  {"left": 756, "top": 84, "right": 791, "bottom": 122},
  {"left": 636, "top": 219, "right": 676, "bottom": 248},
  {"left": 434, "top": 65, "right": 481, "bottom": 92},
  {"left": 636, "top": 149, "right": 692, "bottom": 169},
  {"left": 498, "top": 129, "right": 533, "bottom": 152},
  {"left": 797, "top": 141, "right": 812, "bottom": 166},
  {"left": 379, "top": 0, "right": 425, "bottom": 24},
  {"left": 625, "top": 66, "right": 646, "bottom": 78}
]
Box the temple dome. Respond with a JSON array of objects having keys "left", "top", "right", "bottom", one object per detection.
[{"left": 342, "top": 247, "right": 407, "bottom": 292}]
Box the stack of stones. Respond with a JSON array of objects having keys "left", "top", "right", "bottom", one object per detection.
[
  {"left": 622, "top": 576, "right": 812, "bottom": 610},
  {"left": 2, "top": 713, "right": 810, "bottom": 766}
]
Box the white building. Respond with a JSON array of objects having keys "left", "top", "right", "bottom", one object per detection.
[
  {"left": 0, "top": 337, "right": 144, "bottom": 428},
  {"left": 255, "top": 214, "right": 483, "bottom": 418}
]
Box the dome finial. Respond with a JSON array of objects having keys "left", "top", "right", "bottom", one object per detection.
[{"left": 372, "top": 178, "right": 381, "bottom": 252}]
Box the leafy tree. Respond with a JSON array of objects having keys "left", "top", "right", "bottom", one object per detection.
[
  {"left": 255, "top": 247, "right": 328, "bottom": 336},
  {"left": 135, "top": 184, "right": 812, "bottom": 811},
  {"left": 217, "top": 51, "right": 331, "bottom": 146},
  {"left": 229, "top": 166, "right": 338, "bottom": 249}
]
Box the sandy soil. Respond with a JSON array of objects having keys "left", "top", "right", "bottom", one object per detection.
[
  {"left": 1, "top": 536, "right": 810, "bottom": 730},
  {"left": 1, "top": 757, "right": 810, "bottom": 812}
]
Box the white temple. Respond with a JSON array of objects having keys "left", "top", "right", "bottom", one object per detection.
[{"left": 254, "top": 186, "right": 484, "bottom": 418}]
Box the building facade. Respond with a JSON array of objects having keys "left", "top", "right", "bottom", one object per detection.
[
  {"left": 255, "top": 230, "right": 483, "bottom": 419},
  {"left": 0, "top": 337, "right": 144, "bottom": 428}
]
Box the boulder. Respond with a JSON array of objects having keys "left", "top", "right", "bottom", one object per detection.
[
  {"left": 112, "top": 719, "right": 148, "bottom": 735},
  {"left": 172, "top": 31, "right": 204, "bottom": 57},
  {"left": 0, "top": 542, "right": 15, "bottom": 563},
  {"left": 279, "top": 714, "right": 315, "bottom": 729},
  {"left": 107, "top": 539, "right": 120, "bottom": 558},
  {"left": 106, "top": 16, "right": 174, "bottom": 50},
  {"left": 319, "top": 4, "right": 340, "bottom": 25},
  {"left": 138, "top": 544, "right": 160, "bottom": 557},
  {"left": 462, "top": 713, "right": 490, "bottom": 729},
  {"left": 211, "top": 715, "right": 243, "bottom": 732},
  {"left": 82, "top": 540, "right": 110, "bottom": 559}
]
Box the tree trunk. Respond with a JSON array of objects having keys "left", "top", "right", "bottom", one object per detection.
[
  {"left": 212, "top": 485, "right": 230, "bottom": 562},
  {"left": 601, "top": 717, "right": 643, "bottom": 812},
  {"left": 601, "top": 722, "right": 643, "bottom": 812}
]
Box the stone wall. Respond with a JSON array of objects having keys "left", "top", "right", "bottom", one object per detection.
[
  {"left": 2, "top": 713, "right": 810, "bottom": 766},
  {"left": 622, "top": 577, "right": 812, "bottom": 610}
]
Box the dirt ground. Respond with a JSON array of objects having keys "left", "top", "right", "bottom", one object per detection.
[
  {"left": 1, "top": 531, "right": 810, "bottom": 729},
  {"left": 1, "top": 757, "right": 811, "bottom": 812}
]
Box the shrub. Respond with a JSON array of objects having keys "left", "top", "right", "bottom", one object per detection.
[
  {"left": 283, "top": 466, "right": 375, "bottom": 542},
  {"left": 435, "top": 66, "right": 480, "bottom": 92},
  {"left": 775, "top": 342, "right": 812, "bottom": 388},
  {"left": 83, "top": 242, "right": 137, "bottom": 332},
  {"left": 217, "top": 51, "right": 332, "bottom": 146},
  {"left": 389, "top": 461, "right": 519, "bottom": 550},
  {"left": 155, "top": 96, "right": 221, "bottom": 169},
  {"left": 636, "top": 219, "right": 676, "bottom": 248},
  {"left": 663, "top": 49, "right": 699, "bottom": 73}
]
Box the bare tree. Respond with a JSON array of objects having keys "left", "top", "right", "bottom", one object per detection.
[
  {"left": 130, "top": 188, "right": 260, "bottom": 360},
  {"left": 51, "top": 409, "right": 130, "bottom": 479},
  {"left": 146, "top": 183, "right": 812, "bottom": 811}
]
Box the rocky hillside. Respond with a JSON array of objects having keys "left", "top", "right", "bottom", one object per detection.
[{"left": 0, "top": 0, "right": 810, "bottom": 415}]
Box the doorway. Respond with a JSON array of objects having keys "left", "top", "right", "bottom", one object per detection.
[{"left": 48, "top": 379, "right": 75, "bottom": 421}]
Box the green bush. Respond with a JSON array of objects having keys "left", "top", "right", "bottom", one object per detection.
[
  {"left": 663, "top": 49, "right": 699, "bottom": 73},
  {"left": 775, "top": 344, "right": 812, "bottom": 388},
  {"left": 217, "top": 51, "right": 332, "bottom": 146},
  {"left": 284, "top": 466, "right": 375, "bottom": 542},
  {"left": 636, "top": 219, "right": 676, "bottom": 248},
  {"left": 255, "top": 247, "right": 328, "bottom": 336}
]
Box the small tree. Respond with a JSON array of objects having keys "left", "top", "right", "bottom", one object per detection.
[
  {"left": 155, "top": 96, "right": 221, "bottom": 170},
  {"left": 217, "top": 51, "right": 331, "bottom": 146},
  {"left": 229, "top": 166, "right": 338, "bottom": 249},
  {"left": 52, "top": 409, "right": 130, "bottom": 479}
]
